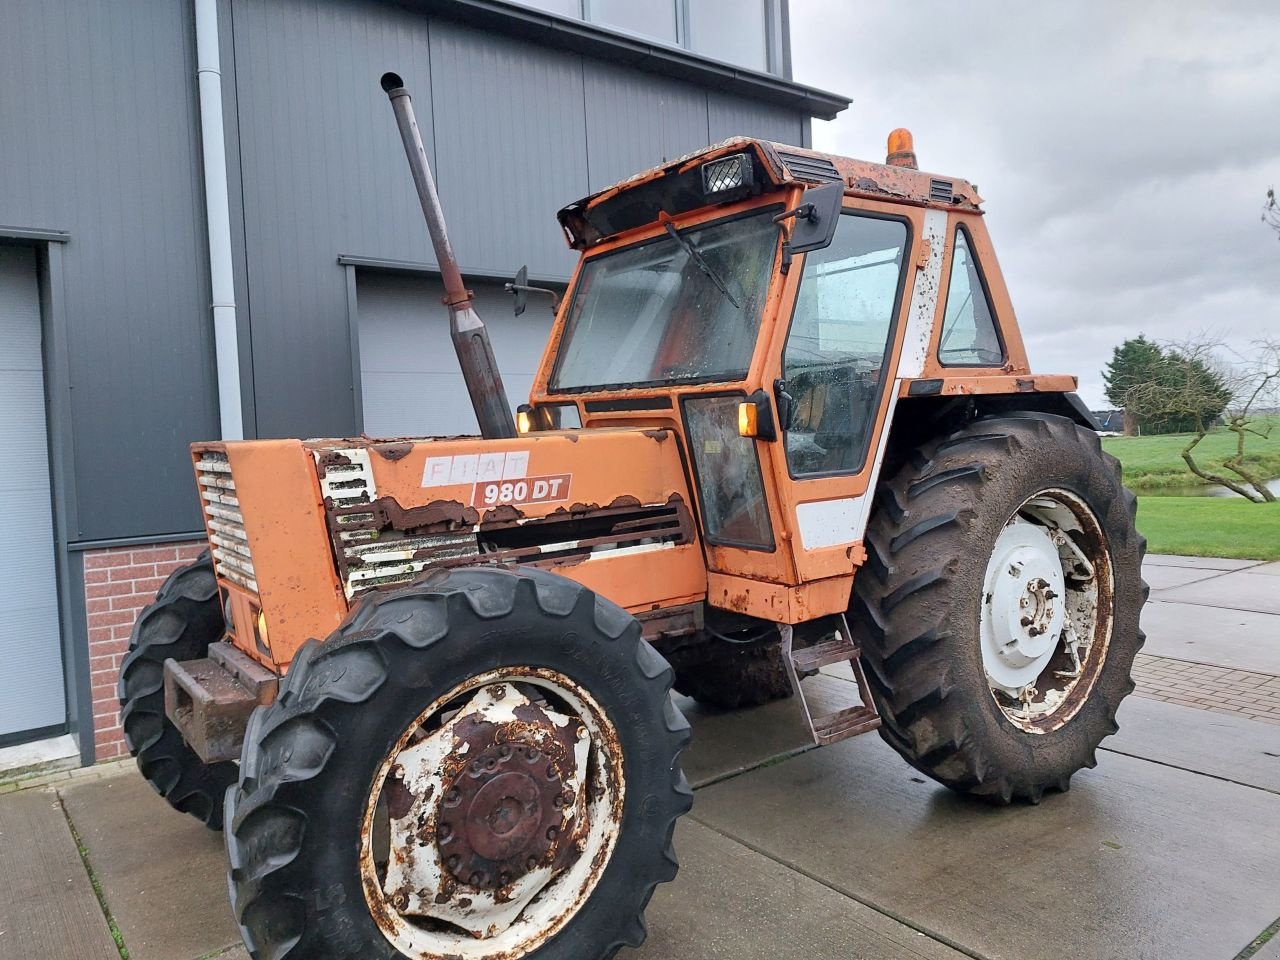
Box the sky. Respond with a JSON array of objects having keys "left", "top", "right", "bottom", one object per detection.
[{"left": 788, "top": 0, "right": 1280, "bottom": 408}]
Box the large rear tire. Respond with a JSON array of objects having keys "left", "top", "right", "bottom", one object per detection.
[
  {"left": 117, "top": 552, "right": 239, "bottom": 829},
  {"left": 667, "top": 633, "right": 793, "bottom": 710},
  {"left": 852, "top": 413, "right": 1146, "bottom": 803},
  {"left": 226, "top": 565, "right": 691, "bottom": 960}
]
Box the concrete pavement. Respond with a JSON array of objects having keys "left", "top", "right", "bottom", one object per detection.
[{"left": 2, "top": 554, "right": 1278, "bottom": 960}]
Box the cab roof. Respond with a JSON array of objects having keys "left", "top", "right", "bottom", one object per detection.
[{"left": 557, "top": 137, "right": 984, "bottom": 250}]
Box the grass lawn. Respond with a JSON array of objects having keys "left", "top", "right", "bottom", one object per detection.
[
  {"left": 1101, "top": 416, "right": 1280, "bottom": 491},
  {"left": 1136, "top": 497, "right": 1280, "bottom": 561}
]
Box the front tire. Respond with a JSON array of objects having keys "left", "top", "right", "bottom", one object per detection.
[
  {"left": 117, "top": 552, "right": 239, "bottom": 829},
  {"left": 852, "top": 413, "right": 1146, "bottom": 803},
  {"left": 226, "top": 565, "right": 691, "bottom": 960}
]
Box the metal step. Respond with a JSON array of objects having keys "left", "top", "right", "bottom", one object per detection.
[
  {"left": 791, "top": 634, "right": 860, "bottom": 674},
  {"left": 782, "top": 616, "right": 881, "bottom": 748}
]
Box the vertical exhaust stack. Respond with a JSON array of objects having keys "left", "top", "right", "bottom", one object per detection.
[{"left": 381, "top": 72, "right": 516, "bottom": 439}]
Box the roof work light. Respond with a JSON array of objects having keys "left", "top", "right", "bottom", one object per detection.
[{"left": 702, "top": 153, "right": 754, "bottom": 198}]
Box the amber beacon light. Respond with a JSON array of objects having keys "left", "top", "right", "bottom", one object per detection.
[{"left": 886, "top": 128, "right": 918, "bottom": 169}]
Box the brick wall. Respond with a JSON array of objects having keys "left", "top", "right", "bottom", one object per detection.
[{"left": 84, "top": 542, "right": 207, "bottom": 760}]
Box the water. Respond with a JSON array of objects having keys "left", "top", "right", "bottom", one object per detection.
[{"left": 1145, "top": 477, "right": 1280, "bottom": 498}]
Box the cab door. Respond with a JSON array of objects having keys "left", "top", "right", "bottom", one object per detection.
[{"left": 763, "top": 201, "right": 927, "bottom": 583}]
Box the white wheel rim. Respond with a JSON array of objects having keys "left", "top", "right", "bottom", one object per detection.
[
  {"left": 360, "top": 668, "right": 623, "bottom": 959},
  {"left": 979, "top": 489, "right": 1114, "bottom": 733}
]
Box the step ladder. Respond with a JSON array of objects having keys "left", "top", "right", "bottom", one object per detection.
[{"left": 782, "top": 615, "right": 881, "bottom": 746}]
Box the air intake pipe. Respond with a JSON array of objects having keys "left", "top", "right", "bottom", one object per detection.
[{"left": 381, "top": 72, "right": 516, "bottom": 439}]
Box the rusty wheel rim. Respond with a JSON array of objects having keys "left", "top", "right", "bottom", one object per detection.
[
  {"left": 360, "top": 668, "right": 624, "bottom": 958},
  {"left": 980, "top": 489, "right": 1115, "bottom": 734}
]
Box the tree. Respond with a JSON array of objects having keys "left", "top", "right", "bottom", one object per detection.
[
  {"left": 1265, "top": 187, "right": 1280, "bottom": 239},
  {"left": 1103, "top": 336, "right": 1231, "bottom": 434},
  {"left": 1103, "top": 335, "right": 1163, "bottom": 434},
  {"left": 1124, "top": 338, "right": 1279, "bottom": 503}
]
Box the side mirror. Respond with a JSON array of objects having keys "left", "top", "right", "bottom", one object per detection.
[
  {"left": 777, "top": 181, "right": 843, "bottom": 256},
  {"left": 506, "top": 265, "right": 529, "bottom": 317}
]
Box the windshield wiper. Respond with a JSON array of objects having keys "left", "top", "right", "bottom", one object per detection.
[{"left": 664, "top": 222, "right": 740, "bottom": 309}]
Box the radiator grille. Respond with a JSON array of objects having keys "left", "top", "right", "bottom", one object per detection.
[{"left": 195, "top": 452, "right": 258, "bottom": 594}]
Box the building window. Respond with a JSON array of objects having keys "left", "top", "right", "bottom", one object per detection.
[
  {"left": 592, "top": 0, "right": 679, "bottom": 43},
  {"left": 689, "top": 0, "right": 768, "bottom": 71},
  {"left": 511, "top": 0, "right": 783, "bottom": 75}
]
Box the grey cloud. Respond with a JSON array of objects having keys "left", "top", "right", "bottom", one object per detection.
[{"left": 790, "top": 0, "right": 1280, "bottom": 406}]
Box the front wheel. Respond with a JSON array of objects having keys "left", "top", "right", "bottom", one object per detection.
[
  {"left": 226, "top": 565, "right": 691, "bottom": 960},
  {"left": 852, "top": 413, "right": 1146, "bottom": 803}
]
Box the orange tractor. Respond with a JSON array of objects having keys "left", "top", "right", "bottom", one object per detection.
[{"left": 119, "top": 73, "right": 1145, "bottom": 960}]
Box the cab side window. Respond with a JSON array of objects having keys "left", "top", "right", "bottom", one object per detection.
[
  {"left": 937, "top": 228, "right": 1004, "bottom": 366},
  {"left": 782, "top": 214, "right": 908, "bottom": 476}
]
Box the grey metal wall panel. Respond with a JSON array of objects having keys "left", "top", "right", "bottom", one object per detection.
[
  {"left": 428, "top": 20, "right": 588, "bottom": 280},
  {"left": 582, "top": 61, "right": 710, "bottom": 192},
  {"left": 356, "top": 273, "right": 556, "bottom": 437},
  {"left": 0, "top": 246, "right": 66, "bottom": 736},
  {"left": 0, "top": 0, "right": 218, "bottom": 541},
  {"left": 707, "top": 90, "right": 804, "bottom": 146}
]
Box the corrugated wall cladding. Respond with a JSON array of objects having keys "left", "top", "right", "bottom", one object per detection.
[
  {"left": 0, "top": 0, "right": 218, "bottom": 541},
  {"left": 231, "top": 0, "right": 806, "bottom": 442},
  {"left": 0, "top": 0, "right": 808, "bottom": 539}
]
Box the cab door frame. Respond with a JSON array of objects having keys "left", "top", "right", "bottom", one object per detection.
[{"left": 756, "top": 199, "right": 939, "bottom": 585}]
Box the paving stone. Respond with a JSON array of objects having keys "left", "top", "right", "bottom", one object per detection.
[
  {"left": 1142, "top": 565, "right": 1229, "bottom": 591},
  {"left": 0, "top": 788, "right": 119, "bottom": 960},
  {"left": 629, "top": 819, "right": 966, "bottom": 960},
  {"left": 692, "top": 732, "right": 1280, "bottom": 960},
  {"left": 1156, "top": 571, "right": 1280, "bottom": 615},
  {"left": 1143, "top": 555, "right": 1264, "bottom": 571},
  {"left": 58, "top": 774, "right": 240, "bottom": 960},
  {"left": 678, "top": 673, "right": 863, "bottom": 788},
  {"left": 1141, "top": 600, "right": 1280, "bottom": 675}
]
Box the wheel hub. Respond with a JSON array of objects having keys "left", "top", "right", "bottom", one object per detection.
[
  {"left": 439, "top": 741, "right": 577, "bottom": 890},
  {"left": 378, "top": 683, "right": 591, "bottom": 938},
  {"left": 981, "top": 520, "right": 1067, "bottom": 692}
]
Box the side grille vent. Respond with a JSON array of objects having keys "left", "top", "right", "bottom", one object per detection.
[
  {"left": 195, "top": 452, "right": 258, "bottom": 594},
  {"left": 929, "top": 179, "right": 955, "bottom": 203},
  {"left": 776, "top": 149, "right": 842, "bottom": 184}
]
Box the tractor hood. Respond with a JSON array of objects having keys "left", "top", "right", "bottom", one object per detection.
[{"left": 193, "top": 428, "right": 704, "bottom": 664}]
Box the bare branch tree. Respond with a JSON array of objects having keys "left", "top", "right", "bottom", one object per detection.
[
  {"left": 1123, "top": 337, "right": 1278, "bottom": 503},
  {"left": 1266, "top": 187, "right": 1280, "bottom": 239}
]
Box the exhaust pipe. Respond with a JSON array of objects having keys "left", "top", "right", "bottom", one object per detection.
[{"left": 381, "top": 72, "right": 516, "bottom": 439}]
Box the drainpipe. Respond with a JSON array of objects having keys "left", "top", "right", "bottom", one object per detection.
[{"left": 194, "top": 0, "right": 244, "bottom": 440}]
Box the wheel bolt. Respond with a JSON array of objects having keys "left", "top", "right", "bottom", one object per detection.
[
  {"left": 438, "top": 822, "right": 453, "bottom": 843},
  {"left": 1020, "top": 616, "right": 1033, "bottom": 628},
  {"left": 526, "top": 856, "right": 539, "bottom": 871},
  {"left": 547, "top": 826, "right": 559, "bottom": 841},
  {"left": 447, "top": 854, "right": 461, "bottom": 871},
  {"left": 469, "top": 871, "right": 485, "bottom": 887}
]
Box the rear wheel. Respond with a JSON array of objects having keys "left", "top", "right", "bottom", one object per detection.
[
  {"left": 852, "top": 413, "right": 1146, "bottom": 803},
  {"left": 226, "top": 565, "right": 691, "bottom": 960},
  {"left": 667, "top": 632, "right": 793, "bottom": 710},
  {"left": 117, "top": 552, "right": 238, "bottom": 829}
]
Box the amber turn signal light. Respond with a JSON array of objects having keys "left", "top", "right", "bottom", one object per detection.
[
  {"left": 737, "top": 390, "right": 778, "bottom": 442},
  {"left": 516, "top": 404, "right": 533, "bottom": 434}
]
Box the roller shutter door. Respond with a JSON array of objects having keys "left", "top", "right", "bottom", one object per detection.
[
  {"left": 356, "top": 273, "right": 558, "bottom": 437},
  {"left": 0, "top": 245, "right": 66, "bottom": 742}
]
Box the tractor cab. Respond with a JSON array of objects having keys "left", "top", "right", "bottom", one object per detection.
[{"left": 519, "top": 135, "right": 1074, "bottom": 624}]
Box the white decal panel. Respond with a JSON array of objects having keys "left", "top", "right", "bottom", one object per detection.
[
  {"left": 796, "top": 499, "right": 859, "bottom": 550},
  {"left": 423, "top": 451, "right": 529, "bottom": 487},
  {"left": 897, "top": 208, "right": 948, "bottom": 379}
]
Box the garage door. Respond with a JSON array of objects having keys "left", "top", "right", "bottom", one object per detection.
[
  {"left": 0, "top": 246, "right": 65, "bottom": 742},
  {"left": 356, "top": 273, "right": 559, "bottom": 437}
]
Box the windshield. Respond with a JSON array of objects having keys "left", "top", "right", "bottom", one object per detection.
[{"left": 550, "top": 209, "right": 781, "bottom": 392}]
